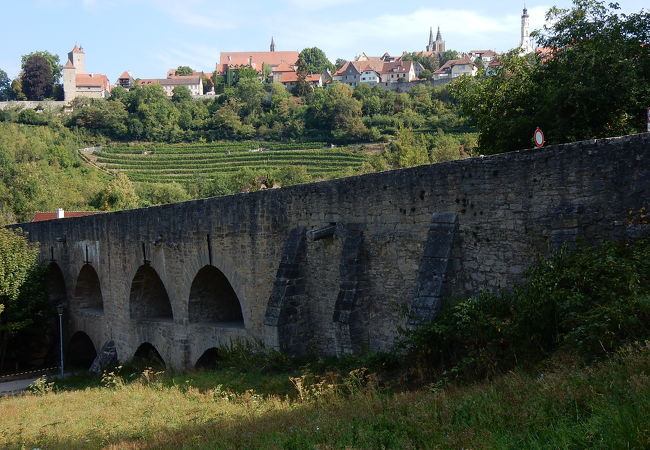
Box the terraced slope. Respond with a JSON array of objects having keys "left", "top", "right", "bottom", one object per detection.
[{"left": 90, "top": 142, "right": 370, "bottom": 183}]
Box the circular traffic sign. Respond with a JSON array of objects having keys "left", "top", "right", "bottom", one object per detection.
[{"left": 534, "top": 127, "right": 545, "bottom": 148}]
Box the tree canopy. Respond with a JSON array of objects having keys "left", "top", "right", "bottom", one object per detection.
[
  {"left": 0, "top": 70, "right": 11, "bottom": 101},
  {"left": 299, "top": 47, "right": 335, "bottom": 74},
  {"left": 175, "top": 66, "right": 194, "bottom": 76},
  {"left": 21, "top": 55, "right": 53, "bottom": 101},
  {"left": 450, "top": 0, "right": 650, "bottom": 154},
  {"left": 21, "top": 51, "right": 62, "bottom": 84}
]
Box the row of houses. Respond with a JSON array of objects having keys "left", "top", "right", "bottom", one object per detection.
[{"left": 62, "top": 7, "right": 538, "bottom": 103}]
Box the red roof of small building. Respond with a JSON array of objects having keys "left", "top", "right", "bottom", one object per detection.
[
  {"left": 75, "top": 73, "right": 110, "bottom": 88},
  {"left": 272, "top": 62, "right": 295, "bottom": 73},
  {"left": 32, "top": 211, "right": 101, "bottom": 222},
  {"left": 279, "top": 72, "right": 321, "bottom": 83},
  {"left": 118, "top": 71, "right": 132, "bottom": 79}
]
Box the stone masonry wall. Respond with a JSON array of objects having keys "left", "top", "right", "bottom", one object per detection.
[{"left": 11, "top": 133, "right": 650, "bottom": 369}]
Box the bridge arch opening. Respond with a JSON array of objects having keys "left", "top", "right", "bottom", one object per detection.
[
  {"left": 66, "top": 331, "right": 97, "bottom": 370},
  {"left": 188, "top": 265, "right": 243, "bottom": 325},
  {"left": 132, "top": 343, "right": 166, "bottom": 370},
  {"left": 195, "top": 347, "right": 221, "bottom": 369},
  {"left": 129, "top": 265, "right": 173, "bottom": 321},
  {"left": 73, "top": 265, "right": 104, "bottom": 313},
  {"left": 46, "top": 262, "right": 67, "bottom": 306}
]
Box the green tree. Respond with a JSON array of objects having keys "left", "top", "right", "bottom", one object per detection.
[
  {"left": 0, "top": 227, "right": 40, "bottom": 370},
  {"left": 334, "top": 59, "right": 347, "bottom": 71},
  {"left": 21, "top": 51, "right": 62, "bottom": 84},
  {"left": 292, "top": 56, "right": 313, "bottom": 97},
  {"left": 172, "top": 85, "right": 193, "bottom": 103},
  {"left": 298, "top": 47, "right": 334, "bottom": 74},
  {"left": 0, "top": 69, "right": 11, "bottom": 101},
  {"left": 68, "top": 98, "right": 128, "bottom": 138},
  {"left": 439, "top": 50, "right": 460, "bottom": 66},
  {"left": 451, "top": 0, "right": 650, "bottom": 154},
  {"left": 136, "top": 182, "right": 190, "bottom": 206},
  {"left": 21, "top": 55, "right": 53, "bottom": 100},
  {"left": 11, "top": 78, "right": 26, "bottom": 100},
  {"left": 175, "top": 65, "right": 194, "bottom": 76},
  {"left": 97, "top": 173, "right": 139, "bottom": 210}
]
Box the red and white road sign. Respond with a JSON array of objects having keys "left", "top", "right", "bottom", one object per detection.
[{"left": 534, "top": 127, "right": 545, "bottom": 148}]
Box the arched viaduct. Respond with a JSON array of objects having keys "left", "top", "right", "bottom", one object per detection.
[{"left": 11, "top": 133, "right": 650, "bottom": 370}]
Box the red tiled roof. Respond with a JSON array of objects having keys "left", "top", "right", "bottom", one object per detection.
[
  {"left": 70, "top": 45, "right": 84, "bottom": 54},
  {"left": 218, "top": 51, "right": 299, "bottom": 74},
  {"left": 64, "top": 60, "right": 75, "bottom": 69},
  {"left": 32, "top": 211, "right": 101, "bottom": 222},
  {"left": 75, "top": 73, "right": 110, "bottom": 88},
  {"left": 272, "top": 62, "right": 295, "bottom": 73},
  {"left": 118, "top": 71, "right": 132, "bottom": 79},
  {"left": 279, "top": 72, "right": 321, "bottom": 83}
]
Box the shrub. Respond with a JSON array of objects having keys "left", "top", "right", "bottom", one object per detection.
[{"left": 401, "top": 236, "right": 650, "bottom": 380}]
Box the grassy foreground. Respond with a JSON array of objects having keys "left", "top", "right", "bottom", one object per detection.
[{"left": 1, "top": 343, "right": 649, "bottom": 449}]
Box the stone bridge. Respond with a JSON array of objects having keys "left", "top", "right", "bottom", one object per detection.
[{"left": 11, "top": 133, "right": 650, "bottom": 370}]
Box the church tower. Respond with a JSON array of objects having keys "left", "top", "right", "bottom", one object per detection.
[
  {"left": 68, "top": 45, "right": 86, "bottom": 74},
  {"left": 426, "top": 27, "right": 434, "bottom": 52},
  {"left": 435, "top": 27, "right": 445, "bottom": 53},
  {"left": 426, "top": 27, "right": 445, "bottom": 54},
  {"left": 270, "top": 37, "right": 276, "bottom": 52},
  {"left": 520, "top": 6, "right": 533, "bottom": 54}
]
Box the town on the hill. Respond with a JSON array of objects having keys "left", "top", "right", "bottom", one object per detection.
[{"left": 56, "top": 7, "right": 536, "bottom": 103}]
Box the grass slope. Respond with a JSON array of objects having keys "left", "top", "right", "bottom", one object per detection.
[{"left": 0, "top": 344, "right": 649, "bottom": 449}]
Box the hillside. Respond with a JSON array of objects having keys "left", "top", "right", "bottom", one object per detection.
[{"left": 88, "top": 141, "right": 373, "bottom": 184}]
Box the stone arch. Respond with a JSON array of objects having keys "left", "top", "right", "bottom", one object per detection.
[
  {"left": 46, "top": 262, "right": 67, "bottom": 306},
  {"left": 132, "top": 342, "right": 166, "bottom": 369},
  {"left": 73, "top": 265, "right": 104, "bottom": 313},
  {"left": 188, "top": 265, "right": 244, "bottom": 325},
  {"left": 194, "top": 347, "right": 221, "bottom": 369},
  {"left": 129, "top": 264, "right": 173, "bottom": 320},
  {"left": 66, "top": 331, "right": 97, "bottom": 370}
]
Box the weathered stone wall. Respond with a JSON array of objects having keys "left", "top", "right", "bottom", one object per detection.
[{"left": 11, "top": 133, "right": 650, "bottom": 369}]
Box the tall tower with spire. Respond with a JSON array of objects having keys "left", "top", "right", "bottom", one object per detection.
[
  {"left": 520, "top": 6, "right": 533, "bottom": 54},
  {"left": 270, "top": 37, "right": 276, "bottom": 52},
  {"left": 426, "top": 27, "right": 445, "bottom": 54}
]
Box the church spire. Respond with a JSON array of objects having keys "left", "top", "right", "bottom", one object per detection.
[
  {"left": 428, "top": 27, "right": 434, "bottom": 47},
  {"left": 270, "top": 36, "right": 275, "bottom": 52},
  {"left": 436, "top": 26, "right": 442, "bottom": 41}
]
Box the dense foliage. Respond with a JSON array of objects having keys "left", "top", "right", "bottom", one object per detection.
[
  {"left": 402, "top": 236, "right": 650, "bottom": 380},
  {"left": 451, "top": 0, "right": 650, "bottom": 154},
  {"left": 0, "top": 228, "right": 48, "bottom": 371},
  {"left": 0, "top": 123, "right": 108, "bottom": 224},
  {"left": 2, "top": 78, "right": 469, "bottom": 146}
]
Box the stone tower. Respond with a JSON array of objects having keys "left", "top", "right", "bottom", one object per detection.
[
  {"left": 426, "top": 27, "right": 445, "bottom": 54},
  {"left": 520, "top": 6, "right": 533, "bottom": 54},
  {"left": 270, "top": 37, "right": 275, "bottom": 52},
  {"left": 68, "top": 45, "right": 86, "bottom": 74},
  {"left": 435, "top": 27, "right": 445, "bottom": 53},
  {"left": 426, "top": 27, "right": 435, "bottom": 52}
]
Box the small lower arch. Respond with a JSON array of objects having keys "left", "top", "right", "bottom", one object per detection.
[
  {"left": 66, "top": 331, "right": 97, "bottom": 370},
  {"left": 194, "top": 347, "right": 221, "bottom": 369},
  {"left": 132, "top": 342, "right": 166, "bottom": 370}
]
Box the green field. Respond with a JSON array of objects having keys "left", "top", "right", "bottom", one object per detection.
[{"left": 90, "top": 142, "right": 372, "bottom": 183}]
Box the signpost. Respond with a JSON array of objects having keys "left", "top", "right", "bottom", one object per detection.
[{"left": 534, "top": 127, "right": 545, "bottom": 148}]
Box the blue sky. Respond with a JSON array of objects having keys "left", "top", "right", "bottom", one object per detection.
[{"left": 1, "top": 0, "right": 646, "bottom": 81}]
